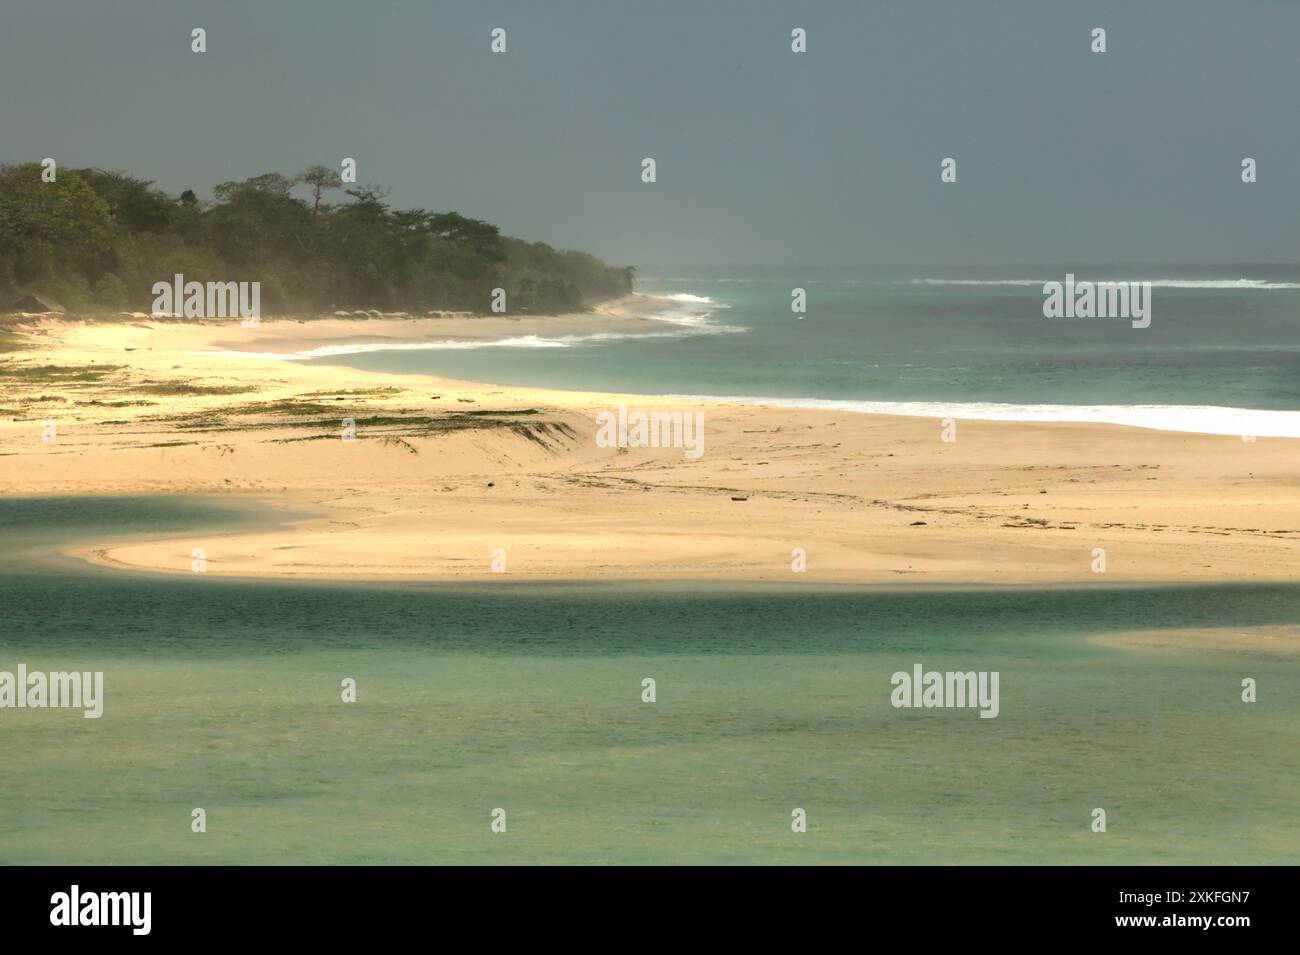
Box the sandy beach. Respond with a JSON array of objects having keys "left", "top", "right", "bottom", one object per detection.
[{"left": 2, "top": 296, "right": 1298, "bottom": 585}]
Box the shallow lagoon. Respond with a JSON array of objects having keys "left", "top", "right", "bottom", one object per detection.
[{"left": 1, "top": 496, "right": 1296, "bottom": 864}]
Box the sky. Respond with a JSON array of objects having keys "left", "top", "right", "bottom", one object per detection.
[{"left": 2, "top": 0, "right": 1297, "bottom": 269}]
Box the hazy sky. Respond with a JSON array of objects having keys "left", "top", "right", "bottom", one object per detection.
[{"left": 2, "top": 0, "right": 1297, "bottom": 269}]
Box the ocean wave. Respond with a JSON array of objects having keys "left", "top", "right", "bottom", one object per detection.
[
  {"left": 202, "top": 335, "right": 572, "bottom": 360},
  {"left": 639, "top": 292, "right": 741, "bottom": 332},
  {"left": 202, "top": 328, "right": 740, "bottom": 361},
  {"left": 911, "top": 277, "right": 1300, "bottom": 289},
  {"left": 202, "top": 291, "right": 746, "bottom": 360},
  {"left": 657, "top": 292, "right": 721, "bottom": 304},
  {"left": 665, "top": 395, "right": 1300, "bottom": 438}
]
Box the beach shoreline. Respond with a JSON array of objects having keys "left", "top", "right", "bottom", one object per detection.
[{"left": 2, "top": 305, "right": 1298, "bottom": 587}]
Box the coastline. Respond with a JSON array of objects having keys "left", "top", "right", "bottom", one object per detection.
[{"left": 2, "top": 302, "right": 1298, "bottom": 587}]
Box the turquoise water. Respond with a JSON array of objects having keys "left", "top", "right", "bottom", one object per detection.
[
  {"left": 308, "top": 266, "right": 1300, "bottom": 417},
  {"left": 2, "top": 497, "right": 1298, "bottom": 864}
]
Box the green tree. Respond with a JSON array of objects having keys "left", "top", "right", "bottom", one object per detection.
[
  {"left": 72, "top": 169, "right": 181, "bottom": 233},
  {"left": 0, "top": 163, "right": 112, "bottom": 294},
  {"left": 0, "top": 162, "right": 634, "bottom": 315},
  {"left": 298, "top": 164, "right": 343, "bottom": 216},
  {"left": 93, "top": 272, "right": 129, "bottom": 307}
]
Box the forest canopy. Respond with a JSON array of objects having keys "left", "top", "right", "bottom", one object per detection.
[{"left": 0, "top": 163, "right": 635, "bottom": 314}]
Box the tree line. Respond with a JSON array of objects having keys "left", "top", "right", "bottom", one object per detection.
[{"left": 0, "top": 162, "right": 635, "bottom": 314}]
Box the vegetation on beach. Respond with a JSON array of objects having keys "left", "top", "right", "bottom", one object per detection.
[
  {"left": 0, "top": 162, "right": 635, "bottom": 315},
  {"left": 0, "top": 361, "right": 124, "bottom": 383}
]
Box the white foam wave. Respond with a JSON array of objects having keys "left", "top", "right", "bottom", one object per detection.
[
  {"left": 200, "top": 290, "right": 746, "bottom": 361},
  {"left": 665, "top": 395, "right": 1300, "bottom": 438},
  {"left": 911, "top": 277, "right": 1300, "bottom": 289},
  {"left": 639, "top": 292, "right": 740, "bottom": 331},
  {"left": 201, "top": 329, "right": 719, "bottom": 361},
  {"left": 658, "top": 292, "right": 719, "bottom": 304}
]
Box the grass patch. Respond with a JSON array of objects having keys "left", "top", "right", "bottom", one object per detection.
[
  {"left": 136, "top": 381, "right": 252, "bottom": 396},
  {"left": 141, "top": 405, "right": 576, "bottom": 449},
  {"left": 0, "top": 362, "right": 124, "bottom": 383},
  {"left": 0, "top": 329, "right": 27, "bottom": 353},
  {"left": 219, "top": 400, "right": 349, "bottom": 416},
  {"left": 454, "top": 408, "right": 540, "bottom": 417},
  {"left": 77, "top": 399, "right": 157, "bottom": 407},
  {"left": 297, "top": 387, "right": 404, "bottom": 399}
]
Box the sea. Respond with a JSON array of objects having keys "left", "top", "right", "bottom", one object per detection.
[{"left": 302, "top": 264, "right": 1300, "bottom": 437}]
